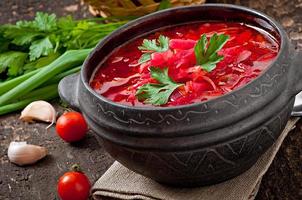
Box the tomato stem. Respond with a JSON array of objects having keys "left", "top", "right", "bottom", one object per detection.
[{"left": 71, "top": 164, "right": 82, "bottom": 172}]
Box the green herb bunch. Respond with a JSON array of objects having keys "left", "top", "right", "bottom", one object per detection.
[
  {"left": 0, "top": 12, "right": 127, "bottom": 80},
  {"left": 0, "top": 12, "right": 128, "bottom": 115}
]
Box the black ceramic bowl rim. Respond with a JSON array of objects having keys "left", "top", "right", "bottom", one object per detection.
[{"left": 81, "top": 4, "right": 287, "bottom": 111}]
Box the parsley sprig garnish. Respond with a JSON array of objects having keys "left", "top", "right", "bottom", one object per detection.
[
  {"left": 136, "top": 67, "right": 182, "bottom": 105},
  {"left": 136, "top": 33, "right": 229, "bottom": 106},
  {"left": 138, "top": 35, "right": 169, "bottom": 64},
  {"left": 194, "top": 33, "right": 230, "bottom": 72}
]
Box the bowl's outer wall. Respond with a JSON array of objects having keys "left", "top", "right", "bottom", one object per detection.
[
  {"left": 85, "top": 97, "right": 294, "bottom": 186},
  {"left": 67, "top": 4, "right": 296, "bottom": 186}
]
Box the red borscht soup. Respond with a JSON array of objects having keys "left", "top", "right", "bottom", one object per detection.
[{"left": 90, "top": 22, "right": 279, "bottom": 107}]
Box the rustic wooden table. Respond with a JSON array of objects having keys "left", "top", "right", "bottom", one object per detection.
[{"left": 0, "top": 0, "right": 301, "bottom": 200}]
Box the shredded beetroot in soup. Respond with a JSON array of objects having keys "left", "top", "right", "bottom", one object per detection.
[{"left": 90, "top": 22, "right": 280, "bottom": 107}]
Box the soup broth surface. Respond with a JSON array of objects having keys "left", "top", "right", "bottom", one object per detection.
[{"left": 90, "top": 22, "right": 280, "bottom": 107}]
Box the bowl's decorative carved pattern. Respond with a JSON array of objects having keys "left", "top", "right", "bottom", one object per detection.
[{"left": 105, "top": 101, "right": 291, "bottom": 185}]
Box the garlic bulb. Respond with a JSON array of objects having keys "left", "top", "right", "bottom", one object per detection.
[
  {"left": 8, "top": 142, "right": 47, "bottom": 166},
  {"left": 20, "top": 100, "right": 56, "bottom": 127}
]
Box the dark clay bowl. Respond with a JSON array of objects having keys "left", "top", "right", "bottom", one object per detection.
[{"left": 58, "top": 4, "right": 302, "bottom": 186}]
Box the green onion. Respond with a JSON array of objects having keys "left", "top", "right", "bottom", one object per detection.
[
  {"left": 20, "top": 84, "right": 58, "bottom": 100},
  {"left": 0, "top": 69, "right": 41, "bottom": 95},
  {"left": 0, "top": 84, "right": 58, "bottom": 115},
  {"left": 0, "top": 49, "right": 92, "bottom": 106},
  {"left": 0, "top": 66, "right": 82, "bottom": 95},
  {"left": 42, "top": 66, "right": 81, "bottom": 86}
]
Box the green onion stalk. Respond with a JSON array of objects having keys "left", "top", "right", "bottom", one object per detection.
[
  {"left": 0, "top": 49, "right": 92, "bottom": 106},
  {"left": 0, "top": 49, "right": 92, "bottom": 115},
  {"left": 0, "top": 84, "right": 58, "bottom": 115}
]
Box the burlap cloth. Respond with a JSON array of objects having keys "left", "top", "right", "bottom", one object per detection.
[{"left": 92, "top": 118, "right": 299, "bottom": 200}]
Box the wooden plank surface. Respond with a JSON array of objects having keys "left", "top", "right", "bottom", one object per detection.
[{"left": 0, "top": 0, "right": 301, "bottom": 200}]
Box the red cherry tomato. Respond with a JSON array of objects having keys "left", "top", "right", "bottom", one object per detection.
[
  {"left": 56, "top": 112, "right": 88, "bottom": 142},
  {"left": 57, "top": 170, "right": 91, "bottom": 200}
]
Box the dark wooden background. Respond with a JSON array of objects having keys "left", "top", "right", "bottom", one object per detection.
[{"left": 0, "top": 0, "right": 301, "bottom": 199}]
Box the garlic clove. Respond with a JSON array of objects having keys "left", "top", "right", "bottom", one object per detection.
[
  {"left": 8, "top": 141, "right": 47, "bottom": 166},
  {"left": 20, "top": 100, "right": 56, "bottom": 127}
]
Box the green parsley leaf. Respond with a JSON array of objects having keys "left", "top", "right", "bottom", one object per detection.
[
  {"left": 17, "top": 12, "right": 57, "bottom": 32},
  {"left": 194, "top": 33, "right": 229, "bottom": 72},
  {"left": 136, "top": 67, "right": 182, "bottom": 105},
  {"left": 139, "top": 35, "right": 169, "bottom": 52},
  {"left": 138, "top": 53, "right": 151, "bottom": 64},
  {"left": 11, "top": 31, "right": 41, "bottom": 46},
  {"left": 29, "top": 37, "right": 54, "bottom": 61},
  {"left": 13, "top": 33, "right": 41, "bottom": 46},
  {"left": 2, "top": 24, "right": 43, "bottom": 46},
  {"left": 158, "top": 0, "right": 172, "bottom": 10},
  {"left": 0, "top": 51, "right": 27, "bottom": 76},
  {"left": 34, "top": 12, "right": 57, "bottom": 31},
  {"left": 15, "top": 20, "right": 36, "bottom": 29},
  {"left": 0, "top": 33, "right": 9, "bottom": 53},
  {"left": 138, "top": 35, "right": 169, "bottom": 64}
]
